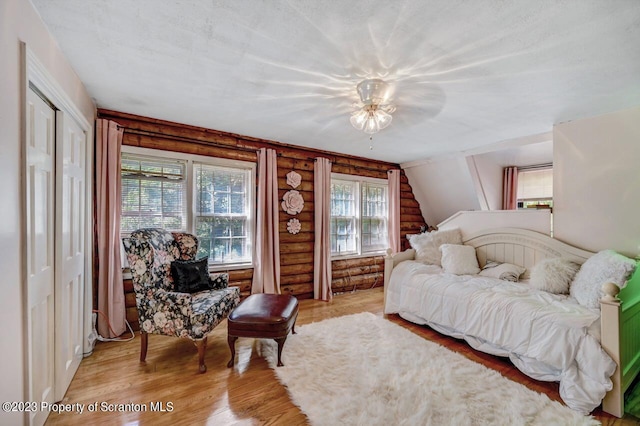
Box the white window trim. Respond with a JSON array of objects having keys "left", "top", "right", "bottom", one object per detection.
[
  {"left": 121, "top": 146, "right": 256, "bottom": 271},
  {"left": 330, "top": 173, "right": 389, "bottom": 260}
]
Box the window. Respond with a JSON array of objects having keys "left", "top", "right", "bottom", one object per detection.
[
  {"left": 121, "top": 155, "right": 187, "bottom": 232},
  {"left": 120, "top": 148, "right": 255, "bottom": 269},
  {"left": 194, "top": 164, "right": 252, "bottom": 265},
  {"left": 517, "top": 167, "right": 553, "bottom": 209},
  {"left": 330, "top": 174, "right": 388, "bottom": 257}
]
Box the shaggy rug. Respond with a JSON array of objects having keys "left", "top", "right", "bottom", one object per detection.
[{"left": 259, "top": 312, "right": 598, "bottom": 426}]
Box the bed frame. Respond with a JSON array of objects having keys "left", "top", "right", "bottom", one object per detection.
[{"left": 383, "top": 227, "right": 640, "bottom": 417}]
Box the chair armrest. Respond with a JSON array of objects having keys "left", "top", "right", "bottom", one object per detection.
[{"left": 209, "top": 272, "right": 229, "bottom": 290}]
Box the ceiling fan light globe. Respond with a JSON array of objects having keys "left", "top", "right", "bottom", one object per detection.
[
  {"left": 350, "top": 110, "right": 368, "bottom": 130},
  {"left": 363, "top": 117, "right": 379, "bottom": 134},
  {"left": 374, "top": 110, "right": 392, "bottom": 129}
]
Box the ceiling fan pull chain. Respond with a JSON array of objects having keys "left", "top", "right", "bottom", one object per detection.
[{"left": 369, "top": 135, "right": 374, "bottom": 150}]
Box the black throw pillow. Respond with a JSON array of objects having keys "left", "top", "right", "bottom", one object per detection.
[{"left": 171, "top": 257, "right": 212, "bottom": 293}]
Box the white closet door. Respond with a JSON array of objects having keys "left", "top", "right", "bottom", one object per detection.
[
  {"left": 26, "top": 88, "right": 56, "bottom": 426},
  {"left": 54, "top": 112, "right": 86, "bottom": 400}
]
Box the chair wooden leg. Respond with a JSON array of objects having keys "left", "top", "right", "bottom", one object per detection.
[
  {"left": 196, "top": 336, "right": 207, "bottom": 373},
  {"left": 140, "top": 332, "right": 148, "bottom": 362},
  {"left": 275, "top": 337, "right": 287, "bottom": 367},
  {"left": 227, "top": 335, "right": 238, "bottom": 368}
]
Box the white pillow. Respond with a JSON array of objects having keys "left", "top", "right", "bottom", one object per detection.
[
  {"left": 570, "top": 250, "right": 637, "bottom": 309},
  {"left": 479, "top": 262, "right": 526, "bottom": 282},
  {"left": 529, "top": 258, "right": 580, "bottom": 294},
  {"left": 408, "top": 228, "right": 462, "bottom": 266},
  {"left": 440, "top": 244, "right": 480, "bottom": 275}
]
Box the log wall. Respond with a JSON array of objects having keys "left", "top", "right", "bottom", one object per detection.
[{"left": 98, "top": 109, "right": 426, "bottom": 331}]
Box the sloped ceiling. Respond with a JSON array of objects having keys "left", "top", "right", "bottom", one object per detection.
[{"left": 31, "top": 0, "right": 640, "bottom": 163}]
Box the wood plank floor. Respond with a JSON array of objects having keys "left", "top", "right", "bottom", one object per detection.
[{"left": 46, "top": 288, "right": 639, "bottom": 425}]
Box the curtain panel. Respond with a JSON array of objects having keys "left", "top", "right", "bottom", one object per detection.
[
  {"left": 387, "top": 169, "right": 401, "bottom": 253},
  {"left": 502, "top": 166, "right": 519, "bottom": 210},
  {"left": 313, "top": 157, "right": 332, "bottom": 301},
  {"left": 95, "top": 119, "right": 126, "bottom": 338},
  {"left": 252, "top": 148, "right": 281, "bottom": 294}
]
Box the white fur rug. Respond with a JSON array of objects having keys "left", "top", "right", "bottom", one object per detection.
[{"left": 259, "top": 312, "right": 598, "bottom": 426}]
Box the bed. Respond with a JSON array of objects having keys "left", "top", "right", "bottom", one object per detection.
[{"left": 383, "top": 227, "right": 640, "bottom": 417}]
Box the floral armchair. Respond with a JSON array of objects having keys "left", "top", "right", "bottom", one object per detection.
[{"left": 123, "top": 228, "right": 240, "bottom": 373}]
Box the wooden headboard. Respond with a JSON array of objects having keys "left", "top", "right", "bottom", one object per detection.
[
  {"left": 383, "top": 227, "right": 594, "bottom": 289},
  {"left": 463, "top": 227, "right": 594, "bottom": 273}
]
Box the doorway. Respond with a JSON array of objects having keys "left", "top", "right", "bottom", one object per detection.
[{"left": 24, "top": 47, "right": 93, "bottom": 426}]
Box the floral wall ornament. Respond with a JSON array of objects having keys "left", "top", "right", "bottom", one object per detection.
[
  {"left": 281, "top": 190, "right": 304, "bottom": 214},
  {"left": 287, "top": 218, "right": 301, "bottom": 234},
  {"left": 286, "top": 170, "right": 302, "bottom": 188}
]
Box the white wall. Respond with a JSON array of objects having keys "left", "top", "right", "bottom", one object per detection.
[
  {"left": 403, "top": 138, "right": 553, "bottom": 224},
  {"left": 554, "top": 107, "right": 640, "bottom": 257},
  {"left": 0, "top": 0, "right": 94, "bottom": 423},
  {"left": 403, "top": 156, "right": 480, "bottom": 225}
]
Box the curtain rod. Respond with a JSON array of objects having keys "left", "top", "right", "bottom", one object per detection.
[
  {"left": 121, "top": 127, "right": 397, "bottom": 174},
  {"left": 122, "top": 128, "right": 259, "bottom": 154},
  {"left": 276, "top": 153, "right": 397, "bottom": 174},
  {"left": 517, "top": 163, "right": 553, "bottom": 171}
]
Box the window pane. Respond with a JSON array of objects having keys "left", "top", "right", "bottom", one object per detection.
[
  {"left": 120, "top": 155, "right": 186, "bottom": 232},
  {"left": 361, "top": 183, "right": 388, "bottom": 253},
  {"left": 330, "top": 179, "right": 358, "bottom": 255},
  {"left": 230, "top": 194, "right": 245, "bottom": 214},
  {"left": 517, "top": 168, "right": 552, "bottom": 200},
  {"left": 213, "top": 194, "right": 229, "bottom": 214},
  {"left": 330, "top": 217, "right": 356, "bottom": 254},
  {"left": 194, "top": 163, "right": 252, "bottom": 265}
]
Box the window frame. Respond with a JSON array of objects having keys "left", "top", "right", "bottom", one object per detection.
[
  {"left": 516, "top": 166, "right": 553, "bottom": 210},
  {"left": 120, "top": 146, "right": 256, "bottom": 271},
  {"left": 330, "top": 173, "right": 389, "bottom": 260}
]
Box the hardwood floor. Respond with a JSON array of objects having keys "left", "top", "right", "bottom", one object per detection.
[{"left": 46, "top": 288, "right": 639, "bottom": 425}]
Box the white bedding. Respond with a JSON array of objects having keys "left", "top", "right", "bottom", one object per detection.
[{"left": 384, "top": 260, "right": 617, "bottom": 414}]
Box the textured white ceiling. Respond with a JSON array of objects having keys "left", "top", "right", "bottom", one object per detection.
[{"left": 31, "top": 0, "right": 640, "bottom": 163}]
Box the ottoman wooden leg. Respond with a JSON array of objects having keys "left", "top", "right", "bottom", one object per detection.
[
  {"left": 275, "top": 337, "right": 287, "bottom": 367},
  {"left": 227, "top": 335, "right": 238, "bottom": 368}
]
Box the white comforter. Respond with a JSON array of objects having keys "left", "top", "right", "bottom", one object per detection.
[{"left": 384, "top": 260, "right": 617, "bottom": 414}]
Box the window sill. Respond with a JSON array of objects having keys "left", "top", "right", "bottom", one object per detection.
[
  {"left": 331, "top": 251, "right": 387, "bottom": 261},
  {"left": 208, "top": 263, "right": 253, "bottom": 273}
]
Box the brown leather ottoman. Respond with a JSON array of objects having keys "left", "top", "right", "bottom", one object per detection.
[{"left": 227, "top": 293, "right": 299, "bottom": 368}]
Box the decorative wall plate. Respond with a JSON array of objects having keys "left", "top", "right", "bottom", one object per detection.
[
  {"left": 286, "top": 170, "right": 301, "bottom": 188},
  {"left": 282, "top": 190, "right": 304, "bottom": 214},
  {"left": 287, "top": 218, "right": 301, "bottom": 234}
]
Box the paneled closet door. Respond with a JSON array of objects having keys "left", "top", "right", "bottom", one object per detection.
[
  {"left": 26, "top": 88, "right": 56, "bottom": 426},
  {"left": 54, "top": 112, "right": 86, "bottom": 400}
]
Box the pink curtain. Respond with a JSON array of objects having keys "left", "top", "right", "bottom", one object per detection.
[
  {"left": 95, "top": 119, "right": 126, "bottom": 338},
  {"left": 314, "top": 157, "right": 332, "bottom": 301},
  {"left": 252, "top": 148, "right": 281, "bottom": 294},
  {"left": 387, "top": 169, "right": 401, "bottom": 253},
  {"left": 502, "top": 166, "right": 519, "bottom": 210}
]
